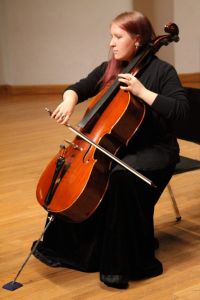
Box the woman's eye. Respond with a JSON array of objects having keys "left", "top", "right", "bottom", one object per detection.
[{"left": 111, "top": 34, "right": 122, "bottom": 39}]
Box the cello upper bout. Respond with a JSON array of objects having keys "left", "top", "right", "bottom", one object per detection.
[{"left": 86, "top": 85, "right": 110, "bottom": 112}]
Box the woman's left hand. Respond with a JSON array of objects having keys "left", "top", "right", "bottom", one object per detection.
[
  {"left": 118, "top": 73, "right": 146, "bottom": 98},
  {"left": 118, "top": 73, "right": 158, "bottom": 106}
]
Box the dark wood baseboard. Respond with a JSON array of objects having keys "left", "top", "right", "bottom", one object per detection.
[
  {"left": 0, "top": 73, "right": 199, "bottom": 96},
  {"left": 0, "top": 84, "right": 68, "bottom": 96},
  {"left": 178, "top": 73, "right": 200, "bottom": 89}
]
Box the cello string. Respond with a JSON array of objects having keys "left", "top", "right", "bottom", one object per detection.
[
  {"left": 45, "top": 107, "right": 156, "bottom": 187},
  {"left": 66, "top": 123, "right": 156, "bottom": 188}
]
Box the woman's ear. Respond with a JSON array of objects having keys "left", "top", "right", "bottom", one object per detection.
[
  {"left": 135, "top": 35, "right": 142, "bottom": 48},
  {"left": 135, "top": 42, "right": 140, "bottom": 48}
]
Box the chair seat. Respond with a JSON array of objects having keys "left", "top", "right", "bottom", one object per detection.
[{"left": 174, "top": 156, "right": 200, "bottom": 175}]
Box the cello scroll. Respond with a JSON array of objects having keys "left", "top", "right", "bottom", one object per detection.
[{"left": 151, "top": 22, "right": 179, "bottom": 52}]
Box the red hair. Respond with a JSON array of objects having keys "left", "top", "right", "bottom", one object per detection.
[{"left": 101, "top": 11, "right": 156, "bottom": 88}]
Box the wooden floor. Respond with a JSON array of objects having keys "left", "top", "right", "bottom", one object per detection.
[{"left": 0, "top": 94, "right": 200, "bottom": 300}]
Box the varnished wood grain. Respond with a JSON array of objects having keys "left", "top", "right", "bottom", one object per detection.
[{"left": 0, "top": 94, "right": 199, "bottom": 300}]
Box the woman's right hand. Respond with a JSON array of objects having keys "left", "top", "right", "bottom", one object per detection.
[{"left": 51, "top": 90, "right": 78, "bottom": 124}]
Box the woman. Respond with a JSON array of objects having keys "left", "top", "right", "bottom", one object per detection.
[{"left": 33, "top": 11, "right": 189, "bottom": 289}]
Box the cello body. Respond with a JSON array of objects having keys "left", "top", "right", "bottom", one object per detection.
[{"left": 36, "top": 89, "right": 145, "bottom": 222}]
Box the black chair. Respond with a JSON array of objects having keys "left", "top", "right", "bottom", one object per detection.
[{"left": 168, "top": 87, "right": 200, "bottom": 221}]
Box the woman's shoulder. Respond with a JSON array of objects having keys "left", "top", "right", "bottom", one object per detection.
[
  {"left": 151, "top": 55, "right": 176, "bottom": 71},
  {"left": 92, "top": 61, "right": 108, "bottom": 73},
  {"left": 85, "top": 61, "right": 108, "bottom": 80},
  {"left": 148, "top": 56, "right": 179, "bottom": 81}
]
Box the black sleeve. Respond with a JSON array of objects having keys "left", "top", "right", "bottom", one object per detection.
[
  {"left": 151, "top": 64, "right": 190, "bottom": 121},
  {"left": 64, "top": 62, "right": 107, "bottom": 103}
]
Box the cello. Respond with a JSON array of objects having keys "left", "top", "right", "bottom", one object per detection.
[{"left": 36, "top": 23, "right": 179, "bottom": 223}]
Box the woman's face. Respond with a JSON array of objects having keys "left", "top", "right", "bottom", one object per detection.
[{"left": 110, "top": 22, "right": 137, "bottom": 62}]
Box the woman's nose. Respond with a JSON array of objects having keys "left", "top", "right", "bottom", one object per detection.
[
  {"left": 110, "top": 39, "right": 115, "bottom": 47},
  {"left": 110, "top": 37, "right": 115, "bottom": 47}
]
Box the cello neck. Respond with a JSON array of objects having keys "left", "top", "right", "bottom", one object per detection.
[{"left": 78, "top": 45, "right": 152, "bottom": 131}]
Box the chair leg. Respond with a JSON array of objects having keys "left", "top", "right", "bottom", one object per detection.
[{"left": 167, "top": 183, "right": 182, "bottom": 221}]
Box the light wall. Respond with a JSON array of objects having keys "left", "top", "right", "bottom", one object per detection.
[
  {"left": 0, "top": 0, "right": 133, "bottom": 85},
  {"left": 134, "top": 0, "right": 174, "bottom": 65},
  {"left": 0, "top": 0, "right": 199, "bottom": 86},
  {"left": 0, "top": 0, "right": 5, "bottom": 84},
  {"left": 134, "top": 0, "right": 200, "bottom": 74},
  {"left": 174, "top": 0, "right": 200, "bottom": 73}
]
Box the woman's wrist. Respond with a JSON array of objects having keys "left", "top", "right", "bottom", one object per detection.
[
  {"left": 63, "top": 89, "right": 78, "bottom": 104},
  {"left": 139, "top": 88, "right": 158, "bottom": 106}
]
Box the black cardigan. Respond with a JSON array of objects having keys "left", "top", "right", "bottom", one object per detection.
[{"left": 65, "top": 56, "right": 189, "bottom": 170}]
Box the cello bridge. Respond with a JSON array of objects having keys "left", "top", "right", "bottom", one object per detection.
[{"left": 64, "top": 139, "right": 83, "bottom": 151}]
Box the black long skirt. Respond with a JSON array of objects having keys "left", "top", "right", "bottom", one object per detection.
[{"left": 33, "top": 161, "right": 175, "bottom": 278}]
